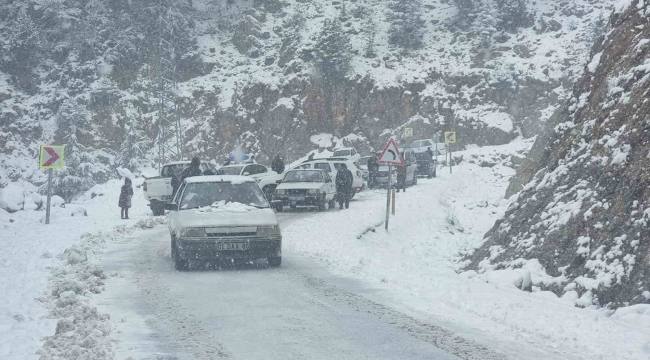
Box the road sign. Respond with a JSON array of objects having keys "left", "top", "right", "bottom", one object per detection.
[
  {"left": 444, "top": 131, "right": 457, "bottom": 144},
  {"left": 404, "top": 128, "right": 413, "bottom": 137},
  {"left": 40, "top": 145, "right": 65, "bottom": 169},
  {"left": 377, "top": 138, "right": 404, "bottom": 166}
]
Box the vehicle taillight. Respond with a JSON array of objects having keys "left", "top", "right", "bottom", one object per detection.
[
  {"left": 357, "top": 170, "right": 362, "bottom": 178},
  {"left": 143, "top": 182, "right": 147, "bottom": 192},
  {"left": 356, "top": 187, "right": 362, "bottom": 193}
]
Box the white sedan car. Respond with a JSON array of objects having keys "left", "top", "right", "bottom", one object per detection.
[
  {"left": 166, "top": 176, "right": 282, "bottom": 270},
  {"left": 273, "top": 169, "right": 336, "bottom": 212}
]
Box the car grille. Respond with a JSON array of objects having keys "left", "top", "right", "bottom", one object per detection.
[
  {"left": 287, "top": 189, "right": 308, "bottom": 195},
  {"left": 205, "top": 227, "right": 257, "bottom": 237}
]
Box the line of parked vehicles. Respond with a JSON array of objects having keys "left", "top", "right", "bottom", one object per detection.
[{"left": 142, "top": 140, "right": 447, "bottom": 269}]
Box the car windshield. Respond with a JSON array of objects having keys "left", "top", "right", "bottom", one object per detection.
[
  {"left": 283, "top": 170, "right": 324, "bottom": 183},
  {"left": 161, "top": 164, "right": 187, "bottom": 177},
  {"left": 216, "top": 166, "right": 244, "bottom": 175},
  {"left": 179, "top": 182, "right": 268, "bottom": 210},
  {"left": 357, "top": 157, "right": 369, "bottom": 166},
  {"left": 333, "top": 150, "right": 351, "bottom": 157}
]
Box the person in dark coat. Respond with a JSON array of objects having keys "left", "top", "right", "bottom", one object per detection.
[
  {"left": 426, "top": 147, "right": 434, "bottom": 160},
  {"left": 308, "top": 153, "right": 314, "bottom": 161},
  {"left": 171, "top": 168, "right": 182, "bottom": 200},
  {"left": 396, "top": 158, "right": 407, "bottom": 193},
  {"left": 271, "top": 155, "right": 285, "bottom": 174},
  {"left": 335, "top": 163, "right": 353, "bottom": 209},
  {"left": 119, "top": 177, "right": 133, "bottom": 219},
  {"left": 367, "top": 153, "right": 378, "bottom": 189},
  {"left": 181, "top": 157, "right": 202, "bottom": 183}
]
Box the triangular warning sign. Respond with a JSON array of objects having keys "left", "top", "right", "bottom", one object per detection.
[{"left": 377, "top": 138, "right": 405, "bottom": 166}]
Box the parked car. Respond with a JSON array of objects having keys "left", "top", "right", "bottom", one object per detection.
[
  {"left": 296, "top": 158, "right": 364, "bottom": 197},
  {"left": 356, "top": 156, "right": 373, "bottom": 181},
  {"left": 331, "top": 147, "right": 361, "bottom": 162},
  {"left": 143, "top": 160, "right": 218, "bottom": 216},
  {"left": 375, "top": 150, "right": 418, "bottom": 188},
  {"left": 217, "top": 164, "right": 280, "bottom": 199},
  {"left": 166, "top": 176, "right": 282, "bottom": 270},
  {"left": 273, "top": 169, "right": 336, "bottom": 212},
  {"left": 408, "top": 139, "right": 447, "bottom": 158},
  {"left": 414, "top": 152, "right": 437, "bottom": 178}
]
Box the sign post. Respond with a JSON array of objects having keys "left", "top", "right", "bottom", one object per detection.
[
  {"left": 377, "top": 138, "right": 404, "bottom": 230},
  {"left": 444, "top": 132, "right": 457, "bottom": 174},
  {"left": 39, "top": 145, "right": 65, "bottom": 224}
]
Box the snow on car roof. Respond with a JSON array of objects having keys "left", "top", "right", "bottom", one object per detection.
[
  {"left": 184, "top": 175, "right": 255, "bottom": 184},
  {"left": 164, "top": 161, "right": 191, "bottom": 166}
]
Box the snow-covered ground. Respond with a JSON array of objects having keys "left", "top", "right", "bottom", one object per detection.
[
  {"left": 0, "top": 178, "right": 153, "bottom": 360},
  {"left": 2, "top": 142, "right": 650, "bottom": 359}
]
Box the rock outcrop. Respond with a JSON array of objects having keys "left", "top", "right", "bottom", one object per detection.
[{"left": 467, "top": 1, "right": 650, "bottom": 309}]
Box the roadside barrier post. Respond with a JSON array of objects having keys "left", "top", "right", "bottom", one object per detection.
[
  {"left": 385, "top": 165, "right": 392, "bottom": 230},
  {"left": 45, "top": 168, "right": 53, "bottom": 225},
  {"left": 391, "top": 189, "right": 396, "bottom": 215}
]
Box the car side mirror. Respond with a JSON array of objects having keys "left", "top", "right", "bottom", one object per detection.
[
  {"left": 164, "top": 203, "right": 177, "bottom": 211},
  {"left": 270, "top": 200, "right": 283, "bottom": 209},
  {"left": 275, "top": 180, "right": 282, "bottom": 184},
  {"left": 243, "top": 172, "right": 250, "bottom": 176}
]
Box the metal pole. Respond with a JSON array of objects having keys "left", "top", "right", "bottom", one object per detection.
[
  {"left": 385, "top": 165, "right": 392, "bottom": 230},
  {"left": 45, "top": 168, "right": 53, "bottom": 225},
  {"left": 450, "top": 144, "right": 453, "bottom": 174},
  {"left": 391, "top": 189, "right": 396, "bottom": 215}
]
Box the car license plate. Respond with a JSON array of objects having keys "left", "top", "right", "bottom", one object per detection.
[{"left": 217, "top": 242, "right": 248, "bottom": 251}]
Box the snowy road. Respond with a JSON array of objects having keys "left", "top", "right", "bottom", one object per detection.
[{"left": 95, "top": 208, "right": 500, "bottom": 360}]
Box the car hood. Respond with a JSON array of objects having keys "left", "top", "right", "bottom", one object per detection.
[
  {"left": 174, "top": 206, "right": 278, "bottom": 228},
  {"left": 276, "top": 182, "right": 324, "bottom": 190}
]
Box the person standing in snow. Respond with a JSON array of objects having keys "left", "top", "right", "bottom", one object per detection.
[
  {"left": 119, "top": 177, "right": 133, "bottom": 219},
  {"left": 181, "top": 157, "right": 203, "bottom": 183},
  {"left": 308, "top": 153, "right": 314, "bottom": 161},
  {"left": 171, "top": 167, "right": 182, "bottom": 200},
  {"left": 367, "top": 153, "right": 378, "bottom": 189},
  {"left": 271, "top": 155, "right": 285, "bottom": 174},
  {"left": 335, "top": 163, "right": 353, "bottom": 209},
  {"left": 426, "top": 147, "right": 434, "bottom": 160},
  {"left": 396, "top": 158, "right": 407, "bottom": 193}
]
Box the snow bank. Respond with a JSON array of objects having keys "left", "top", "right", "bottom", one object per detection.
[
  {"left": 0, "top": 178, "right": 152, "bottom": 360},
  {"left": 282, "top": 142, "right": 650, "bottom": 360},
  {"left": 0, "top": 183, "right": 25, "bottom": 212}
]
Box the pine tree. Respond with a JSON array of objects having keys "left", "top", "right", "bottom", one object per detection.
[
  {"left": 495, "top": 0, "right": 528, "bottom": 31},
  {"left": 473, "top": 1, "right": 498, "bottom": 49},
  {"left": 49, "top": 99, "right": 97, "bottom": 201},
  {"left": 387, "top": 0, "right": 426, "bottom": 51},
  {"left": 2, "top": 10, "right": 42, "bottom": 87},
  {"left": 364, "top": 21, "right": 377, "bottom": 58},
  {"left": 118, "top": 119, "right": 149, "bottom": 173},
  {"left": 313, "top": 18, "right": 351, "bottom": 84}
]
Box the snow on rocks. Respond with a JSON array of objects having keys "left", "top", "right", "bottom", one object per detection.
[{"left": 0, "top": 183, "right": 25, "bottom": 212}]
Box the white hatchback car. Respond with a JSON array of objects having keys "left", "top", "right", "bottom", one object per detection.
[
  {"left": 166, "top": 176, "right": 282, "bottom": 270},
  {"left": 274, "top": 169, "right": 336, "bottom": 212},
  {"left": 296, "top": 158, "right": 365, "bottom": 196}
]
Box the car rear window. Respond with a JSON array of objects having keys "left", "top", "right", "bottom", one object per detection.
[
  {"left": 333, "top": 150, "right": 351, "bottom": 157},
  {"left": 179, "top": 182, "right": 268, "bottom": 209}
]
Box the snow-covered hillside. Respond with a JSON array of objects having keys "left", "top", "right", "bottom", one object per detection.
[
  {"left": 1, "top": 0, "right": 617, "bottom": 205},
  {"left": 467, "top": 0, "right": 650, "bottom": 309}
]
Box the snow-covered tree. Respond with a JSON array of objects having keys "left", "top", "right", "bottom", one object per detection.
[
  {"left": 454, "top": 0, "right": 476, "bottom": 24},
  {"left": 473, "top": 1, "right": 498, "bottom": 48},
  {"left": 495, "top": 0, "right": 529, "bottom": 31},
  {"left": 387, "top": 0, "right": 426, "bottom": 51},
  {"left": 1, "top": 10, "right": 42, "bottom": 89},
  {"left": 49, "top": 99, "right": 97, "bottom": 201},
  {"left": 313, "top": 18, "right": 351, "bottom": 84},
  {"left": 118, "top": 119, "right": 149, "bottom": 174},
  {"left": 364, "top": 21, "right": 377, "bottom": 58}
]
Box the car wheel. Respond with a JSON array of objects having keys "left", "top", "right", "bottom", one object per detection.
[
  {"left": 433, "top": 167, "right": 437, "bottom": 178},
  {"left": 171, "top": 237, "right": 177, "bottom": 260},
  {"left": 414, "top": 175, "right": 418, "bottom": 185},
  {"left": 174, "top": 257, "right": 189, "bottom": 271},
  {"left": 328, "top": 198, "right": 336, "bottom": 209},
  {"left": 268, "top": 256, "right": 282, "bottom": 268},
  {"left": 318, "top": 198, "right": 328, "bottom": 212},
  {"left": 350, "top": 192, "right": 356, "bottom": 199},
  {"left": 151, "top": 202, "right": 165, "bottom": 216},
  {"left": 290, "top": 204, "right": 297, "bottom": 210}
]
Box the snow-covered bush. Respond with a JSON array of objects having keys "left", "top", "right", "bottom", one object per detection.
[{"left": 495, "top": 0, "right": 530, "bottom": 31}]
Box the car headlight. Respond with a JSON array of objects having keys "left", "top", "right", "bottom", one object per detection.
[
  {"left": 181, "top": 227, "right": 206, "bottom": 238},
  {"left": 275, "top": 189, "right": 286, "bottom": 195},
  {"left": 307, "top": 189, "right": 320, "bottom": 195},
  {"left": 257, "top": 225, "right": 281, "bottom": 236}
]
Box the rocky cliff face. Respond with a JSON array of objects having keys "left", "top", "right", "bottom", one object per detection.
[{"left": 467, "top": 1, "right": 650, "bottom": 308}]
